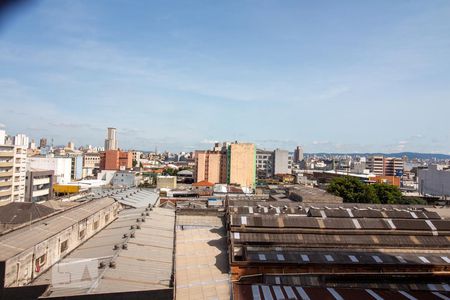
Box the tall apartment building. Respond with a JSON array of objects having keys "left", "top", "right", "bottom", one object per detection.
[
  {"left": 194, "top": 150, "right": 227, "bottom": 184},
  {"left": 12, "top": 144, "right": 27, "bottom": 202},
  {"left": 0, "top": 142, "right": 15, "bottom": 204},
  {"left": 294, "top": 145, "right": 304, "bottom": 162},
  {"left": 66, "top": 152, "right": 83, "bottom": 180},
  {"left": 256, "top": 148, "right": 293, "bottom": 179},
  {"left": 100, "top": 150, "right": 132, "bottom": 171},
  {"left": 0, "top": 130, "right": 28, "bottom": 204},
  {"left": 273, "top": 149, "right": 292, "bottom": 175},
  {"left": 104, "top": 127, "right": 118, "bottom": 151},
  {"left": 227, "top": 143, "right": 256, "bottom": 188},
  {"left": 367, "top": 156, "right": 404, "bottom": 176},
  {"left": 256, "top": 149, "right": 273, "bottom": 179}
]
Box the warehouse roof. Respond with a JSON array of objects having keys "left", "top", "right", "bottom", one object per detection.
[
  {"left": 0, "top": 197, "right": 116, "bottom": 261},
  {"left": 176, "top": 215, "right": 230, "bottom": 300},
  {"left": 36, "top": 207, "right": 175, "bottom": 297},
  {"left": 0, "top": 202, "right": 56, "bottom": 225},
  {"left": 235, "top": 284, "right": 449, "bottom": 300}
]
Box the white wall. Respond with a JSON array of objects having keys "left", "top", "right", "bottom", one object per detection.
[{"left": 29, "top": 157, "right": 72, "bottom": 184}]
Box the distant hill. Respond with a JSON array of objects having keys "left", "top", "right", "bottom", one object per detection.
[{"left": 306, "top": 152, "right": 450, "bottom": 160}]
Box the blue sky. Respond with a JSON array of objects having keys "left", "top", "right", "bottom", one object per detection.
[{"left": 1, "top": 0, "right": 450, "bottom": 153}]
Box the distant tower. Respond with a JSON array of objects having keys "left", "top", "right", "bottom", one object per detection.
[
  {"left": 294, "top": 146, "right": 304, "bottom": 163},
  {"left": 39, "top": 138, "right": 47, "bottom": 148},
  {"left": 105, "top": 127, "right": 118, "bottom": 150},
  {"left": 67, "top": 141, "right": 75, "bottom": 150}
]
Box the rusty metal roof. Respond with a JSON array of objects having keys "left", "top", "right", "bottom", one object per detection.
[{"left": 234, "top": 284, "right": 450, "bottom": 300}]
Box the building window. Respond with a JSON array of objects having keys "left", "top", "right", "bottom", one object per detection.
[
  {"left": 79, "top": 229, "right": 86, "bottom": 240},
  {"left": 105, "top": 213, "right": 110, "bottom": 223},
  {"left": 60, "top": 240, "right": 68, "bottom": 253},
  {"left": 93, "top": 221, "right": 99, "bottom": 230},
  {"left": 35, "top": 254, "right": 47, "bottom": 273}
]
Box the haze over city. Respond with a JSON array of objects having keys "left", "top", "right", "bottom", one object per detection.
[{"left": 1, "top": 0, "right": 450, "bottom": 153}]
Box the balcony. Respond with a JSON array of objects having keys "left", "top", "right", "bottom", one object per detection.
[
  {"left": 0, "top": 151, "right": 14, "bottom": 157},
  {"left": 0, "top": 171, "right": 13, "bottom": 177},
  {"left": 0, "top": 189, "right": 12, "bottom": 197},
  {"left": 0, "top": 161, "right": 13, "bottom": 167},
  {"left": 33, "top": 177, "right": 51, "bottom": 185},
  {"left": 0, "top": 180, "right": 12, "bottom": 187},
  {"left": 32, "top": 188, "right": 50, "bottom": 197}
]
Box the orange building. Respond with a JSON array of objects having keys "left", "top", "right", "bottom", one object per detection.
[
  {"left": 100, "top": 150, "right": 133, "bottom": 170},
  {"left": 194, "top": 151, "right": 227, "bottom": 184},
  {"left": 227, "top": 143, "right": 256, "bottom": 188}
]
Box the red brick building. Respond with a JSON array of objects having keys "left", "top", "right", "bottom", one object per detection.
[{"left": 100, "top": 150, "right": 133, "bottom": 170}]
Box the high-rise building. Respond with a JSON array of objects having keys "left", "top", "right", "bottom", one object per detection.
[
  {"left": 66, "top": 152, "right": 83, "bottom": 180},
  {"left": 39, "top": 138, "right": 47, "bottom": 148},
  {"left": 273, "top": 149, "right": 292, "bottom": 175},
  {"left": 0, "top": 129, "right": 28, "bottom": 204},
  {"left": 367, "top": 156, "right": 404, "bottom": 176},
  {"left": 194, "top": 150, "right": 227, "bottom": 184},
  {"left": 227, "top": 143, "right": 256, "bottom": 188},
  {"left": 294, "top": 146, "right": 304, "bottom": 162},
  {"left": 256, "top": 149, "right": 273, "bottom": 179},
  {"left": 256, "top": 148, "right": 293, "bottom": 179},
  {"left": 104, "top": 127, "right": 118, "bottom": 151}
]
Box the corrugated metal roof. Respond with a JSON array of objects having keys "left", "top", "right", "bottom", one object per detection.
[
  {"left": 243, "top": 247, "right": 450, "bottom": 266},
  {"left": 0, "top": 197, "right": 116, "bottom": 261},
  {"left": 112, "top": 188, "right": 159, "bottom": 208},
  {"left": 232, "top": 231, "right": 450, "bottom": 248},
  {"left": 176, "top": 215, "right": 230, "bottom": 300},
  {"left": 34, "top": 207, "right": 175, "bottom": 297},
  {"left": 235, "top": 284, "right": 449, "bottom": 300}
]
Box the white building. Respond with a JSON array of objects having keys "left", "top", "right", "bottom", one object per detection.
[
  {"left": 131, "top": 150, "right": 142, "bottom": 167},
  {"left": 104, "top": 127, "right": 118, "bottom": 151},
  {"left": 418, "top": 165, "right": 450, "bottom": 197},
  {"left": 28, "top": 156, "right": 72, "bottom": 184},
  {"left": 0, "top": 130, "right": 29, "bottom": 204},
  {"left": 273, "top": 149, "right": 292, "bottom": 175}
]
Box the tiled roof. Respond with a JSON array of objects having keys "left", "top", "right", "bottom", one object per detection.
[{"left": 192, "top": 180, "right": 215, "bottom": 187}]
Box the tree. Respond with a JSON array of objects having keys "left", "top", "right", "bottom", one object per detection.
[
  {"left": 372, "top": 183, "right": 402, "bottom": 204},
  {"left": 163, "top": 168, "right": 178, "bottom": 176},
  {"left": 132, "top": 159, "right": 137, "bottom": 168},
  {"left": 398, "top": 196, "right": 427, "bottom": 205},
  {"left": 327, "top": 176, "right": 421, "bottom": 205},
  {"left": 327, "top": 176, "right": 378, "bottom": 203}
]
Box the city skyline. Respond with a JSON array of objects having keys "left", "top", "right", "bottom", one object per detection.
[{"left": 1, "top": 1, "right": 450, "bottom": 153}]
